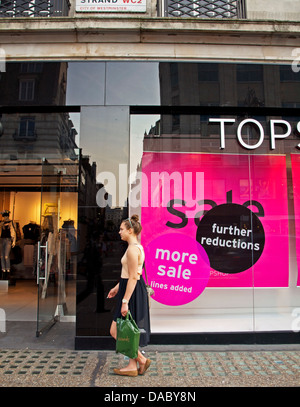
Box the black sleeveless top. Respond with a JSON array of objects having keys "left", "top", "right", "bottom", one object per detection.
[{"left": 1, "top": 222, "right": 11, "bottom": 239}]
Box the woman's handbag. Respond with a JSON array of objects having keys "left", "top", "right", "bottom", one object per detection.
[{"left": 116, "top": 311, "right": 140, "bottom": 359}]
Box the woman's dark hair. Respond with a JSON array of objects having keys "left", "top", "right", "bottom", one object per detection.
[{"left": 122, "top": 214, "right": 142, "bottom": 235}]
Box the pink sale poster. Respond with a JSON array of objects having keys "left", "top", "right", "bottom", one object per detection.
[
  {"left": 291, "top": 154, "right": 300, "bottom": 286},
  {"left": 141, "top": 152, "right": 289, "bottom": 305}
]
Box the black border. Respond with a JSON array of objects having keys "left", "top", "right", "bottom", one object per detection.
[
  {"left": 130, "top": 105, "right": 300, "bottom": 116},
  {"left": 0, "top": 105, "right": 81, "bottom": 113}
]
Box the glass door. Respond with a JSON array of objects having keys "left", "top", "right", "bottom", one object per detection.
[
  {"left": 36, "top": 154, "right": 79, "bottom": 337},
  {"left": 36, "top": 157, "right": 62, "bottom": 336}
]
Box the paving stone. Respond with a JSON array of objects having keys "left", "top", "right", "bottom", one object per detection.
[{"left": 0, "top": 348, "right": 299, "bottom": 387}]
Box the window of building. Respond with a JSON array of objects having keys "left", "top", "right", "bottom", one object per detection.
[
  {"left": 198, "top": 63, "right": 219, "bottom": 82},
  {"left": 19, "top": 79, "right": 35, "bottom": 101},
  {"left": 16, "top": 117, "right": 36, "bottom": 140},
  {"left": 20, "top": 63, "right": 43, "bottom": 74},
  {"left": 165, "top": 0, "right": 246, "bottom": 18},
  {"left": 237, "top": 64, "right": 263, "bottom": 82},
  {"left": 280, "top": 65, "right": 300, "bottom": 82}
]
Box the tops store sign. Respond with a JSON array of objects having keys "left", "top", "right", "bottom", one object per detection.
[
  {"left": 76, "top": 0, "right": 146, "bottom": 12},
  {"left": 210, "top": 118, "right": 300, "bottom": 150}
]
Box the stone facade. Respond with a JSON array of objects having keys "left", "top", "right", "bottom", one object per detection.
[{"left": 0, "top": 0, "right": 299, "bottom": 65}]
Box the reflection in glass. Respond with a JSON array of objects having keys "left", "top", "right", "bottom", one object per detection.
[
  {"left": 66, "top": 62, "right": 105, "bottom": 106},
  {"left": 1, "top": 60, "right": 299, "bottom": 341},
  {"left": 106, "top": 62, "right": 160, "bottom": 106},
  {"left": 79, "top": 106, "right": 129, "bottom": 207},
  {"left": 76, "top": 106, "right": 129, "bottom": 337},
  {"left": 0, "top": 62, "right": 79, "bottom": 333}
]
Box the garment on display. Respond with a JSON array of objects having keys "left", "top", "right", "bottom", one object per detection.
[
  {"left": 21, "top": 222, "right": 41, "bottom": 273},
  {"left": 23, "top": 222, "right": 41, "bottom": 242},
  {"left": 39, "top": 214, "right": 59, "bottom": 298},
  {"left": 0, "top": 210, "right": 16, "bottom": 280},
  {"left": 42, "top": 215, "right": 54, "bottom": 235},
  {"left": 62, "top": 219, "right": 77, "bottom": 253}
]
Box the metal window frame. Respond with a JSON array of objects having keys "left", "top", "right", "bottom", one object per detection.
[
  {"left": 159, "top": 0, "right": 247, "bottom": 18},
  {"left": 0, "top": 0, "right": 70, "bottom": 17}
]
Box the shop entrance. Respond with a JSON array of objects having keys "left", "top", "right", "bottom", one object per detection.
[
  {"left": 36, "top": 156, "right": 79, "bottom": 336},
  {"left": 0, "top": 153, "right": 79, "bottom": 339}
]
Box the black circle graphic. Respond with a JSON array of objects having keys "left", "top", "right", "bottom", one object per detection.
[{"left": 196, "top": 203, "right": 265, "bottom": 274}]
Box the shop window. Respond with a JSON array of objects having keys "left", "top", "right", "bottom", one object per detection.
[
  {"left": 170, "top": 63, "right": 179, "bottom": 88},
  {"left": 58, "top": 61, "right": 300, "bottom": 345},
  {"left": 172, "top": 114, "right": 180, "bottom": 130},
  {"left": 282, "top": 103, "right": 300, "bottom": 122}
]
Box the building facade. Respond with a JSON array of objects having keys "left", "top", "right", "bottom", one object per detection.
[{"left": 0, "top": 0, "right": 299, "bottom": 348}]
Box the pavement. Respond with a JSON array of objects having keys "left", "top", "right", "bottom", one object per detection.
[{"left": 0, "top": 321, "right": 299, "bottom": 390}]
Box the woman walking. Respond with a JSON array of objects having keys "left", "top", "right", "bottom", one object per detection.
[{"left": 108, "top": 215, "right": 151, "bottom": 377}]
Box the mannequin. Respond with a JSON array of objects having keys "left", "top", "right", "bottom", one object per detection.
[{"left": 0, "top": 210, "right": 16, "bottom": 280}]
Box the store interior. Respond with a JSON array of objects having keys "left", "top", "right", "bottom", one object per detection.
[{"left": 0, "top": 168, "right": 77, "bottom": 325}]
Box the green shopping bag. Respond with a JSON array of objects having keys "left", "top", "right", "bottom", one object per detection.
[{"left": 116, "top": 311, "right": 140, "bottom": 359}]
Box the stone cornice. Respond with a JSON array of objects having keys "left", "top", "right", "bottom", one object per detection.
[
  {"left": 0, "top": 17, "right": 300, "bottom": 36},
  {"left": 0, "top": 17, "right": 299, "bottom": 62}
]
